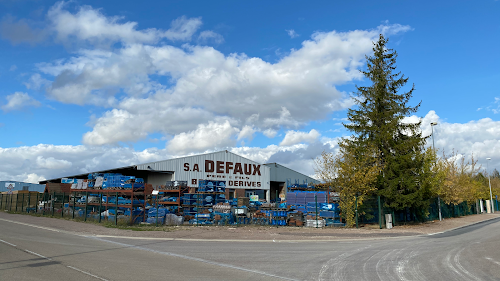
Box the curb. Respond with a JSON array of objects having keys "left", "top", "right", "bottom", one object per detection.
[
  {"left": 425, "top": 215, "right": 500, "bottom": 236},
  {"left": 2, "top": 212, "right": 500, "bottom": 243}
]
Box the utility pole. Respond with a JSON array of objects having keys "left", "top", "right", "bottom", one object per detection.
[
  {"left": 487, "top": 158, "right": 494, "bottom": 213},
  {"left": 431, "top": 122, "right": 442, "bottom": 221}
]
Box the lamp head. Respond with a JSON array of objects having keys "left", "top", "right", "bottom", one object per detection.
[
  {"left": 430, "top": 122, "right": 438, "bottom": 126},
  {"left": 487, "top": 158, "right": 491, "bottom": 160}
]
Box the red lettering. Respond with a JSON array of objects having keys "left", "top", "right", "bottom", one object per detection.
[
  {"left": 257, "top": 182, "right": 261, "bottom": 187},
  {"left": 193, "top": 164, "right": 199, "bottom": 172},
  {"left": 246, "top": 181, "right": 251, "bottom": 186},
  {"left": 191, "top": 179, "right": 197, "bottom": 185},
  {"left": 234, "top": 163, "right": 243, "bottom": 174},
  {"left": 252, "top": 182, "right": 256, "bottom": 187},
  {"left": 234, "top": 181, "right": 238, "bottom": 186},
  {"left": 239, "top": 181, "right": 243, "bottom": 186},
  {"left": 229, "top": 181, "right": 233, "bottom": 186},
  {"left": 252, "top": 164, "right": 261, "bottom": 176},
  {"left": 184, "top": 163, "right": 189, "bottom": 171},
  {"left": 205, "top": 160, "right": 214, "bottom": 172},
  {"left": 244, "top": 164, "right": 252, "bottom": 175},
  {"left": 226, "top": 162, "right": 233, "bottom": 174},
  {"left": 216, "top": 161, "right": 224, "bottom": 173}
]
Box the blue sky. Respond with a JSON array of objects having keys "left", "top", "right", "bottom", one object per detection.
[{"left": 0, "top": 0, "right": 499, "bottom": 182}]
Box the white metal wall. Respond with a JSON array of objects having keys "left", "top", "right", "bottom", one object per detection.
[{"left": 136, "top": 151, "right": 271, "bottom": 190}]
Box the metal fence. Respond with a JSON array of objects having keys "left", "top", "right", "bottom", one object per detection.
[
  {"left": 357, "top": 195, "right": 499, "bottom": 228},
  {"left": 2, "top": 192, "right": 497, "bottom": 228}
]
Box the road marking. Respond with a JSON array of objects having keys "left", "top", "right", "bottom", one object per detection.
[
  {"left": 92, "top": 237, "right": 298, "bottom": 281},
  {"left": 24, "top": 249, "right": 51, "bottom": 260},
  {"left": 0, "top": 238, "right": 17, "bottom": 247},
  {"left": 67, "top": 266, "right": 109, "bottom": 281},
  {"left": 486, "top": 257, "right": 500, "bottom": 266}
]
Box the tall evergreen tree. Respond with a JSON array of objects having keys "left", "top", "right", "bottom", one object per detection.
[{"left": 344, "top": 34, "right": 430, "bottom": 214}]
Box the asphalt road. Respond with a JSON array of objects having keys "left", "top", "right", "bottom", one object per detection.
[{"left": 1, "top": 217, "right": 500, "bottom": 281}]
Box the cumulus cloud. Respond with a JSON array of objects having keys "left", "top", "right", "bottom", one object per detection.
[
  {"left": 2, "top": 109, "right": 500, "bottom": 181},
  {"left": 237, "top": 125, "right": 256, "bottom": 141},
  {"left": 166, "top": 120, "right": 240, "bottom": 155},
  {"left": 30, "top": 13, "right": 410, "bottom": 145},
  {"left": 1, "top": 92, "right": 41, "bottom": 112},
  {"left": 1, "top": 2, "right": 203, "bottom": 46},
  {"left": 24, "top": 73, "right": 50, "bottom": 90},
  {"left": 420, "top": 111, "right": 500, "bottom": 163},
  {"left": 280, "top": 129, "right": 321, "bottom": 146},
  {"left": 163, "top": 16, "right": 202, "bottom": 41},
  {"left": 0, "top": 144, "right": 173, "bottom": 182},
  {"left": 286, "top": 29, "right": 299, "bottom": 38},
  {"left": 3, "top": 2, "right": 413, "bottom": 149},
  {"left": 198, "top": 30, "right": 224, "bottom": 44}
]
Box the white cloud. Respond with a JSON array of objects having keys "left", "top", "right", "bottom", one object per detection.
[
  {"left": 237, "top": 125, "right": 256, "bottom": 141},
  {"left": 3, "top": 109, "right": 500, "bottom": 182},
  {"left": 25, "top": 173, "right": 46, "bottom": 183},
  {"left": 47, "top": 2, "right": 160, "bottom": 45},
  {"left": 163, "top": 16, "right": 202, "bottom": 41},
  {"left": 198, "top": 30, "right": 224, "bottom": 44},
  {"left": 0, "top": 144, "right": 173, "bottom": 182},
  {"left": 280, "top": 129, "right": 321, "bottom": 146},
  {"left": 166, "top": 120, "right": 240, "bottom": 155},
  {"left": 414, "top": 110, "right": 500, "bottom": 170},
  {"left": 36, "top": 156, "right": 72, "bottom": 169},
  {"left": 263, "top": 129, "right": 278, "bottom": 138},
  {"left": 12, "top": 2, "right": 412, "bottom": 146},
  {"left": 9, "top": 65, "right": 17, "bottom": 71},
  {"left": 286, "top": 29, "right": 299, "bottom": 38},
  {"left": 24, "top": 73, "right": 50, "bottom": 90},
  {"left": 1, "top": 3, "right": 203, "bottom": 46},
  {"left": 1, "top": 92, "right": 41, "bottom": 112}
]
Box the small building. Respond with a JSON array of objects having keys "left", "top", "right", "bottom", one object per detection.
[
  {"left": 40, "top": 151, "right": 319, "bottom": 202},
  {"left": 0, "top": 181, "right": 45, "bottom": 193}
]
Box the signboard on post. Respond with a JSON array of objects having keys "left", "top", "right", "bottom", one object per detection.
[{"left": 5, "top": 182, "right": 15, "bottom": 194}]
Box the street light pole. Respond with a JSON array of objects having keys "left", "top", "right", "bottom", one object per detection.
[
  {"left": 431, "top": 122, "right": 442, "bottom": 221},
  {"left": 487, "top": 158, "right": 494, "bottom": 213}
]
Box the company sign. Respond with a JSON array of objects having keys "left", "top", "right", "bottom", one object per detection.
[{"left": 182, "top": 160, "right": 266, "bottom": 189}]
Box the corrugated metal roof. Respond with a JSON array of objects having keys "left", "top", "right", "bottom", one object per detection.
[{"left": 264, "top": 163, "right": 319, "bottom": 184}]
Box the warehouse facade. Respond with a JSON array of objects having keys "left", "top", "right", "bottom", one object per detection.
[{"left": 41, "top": 150, "right": 319, "bottom": 202}]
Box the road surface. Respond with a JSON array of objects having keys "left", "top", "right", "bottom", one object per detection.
[{"left": 1, "top": 216, "right": 499, "bottom": 280}]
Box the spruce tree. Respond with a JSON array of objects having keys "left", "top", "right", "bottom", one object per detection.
[{"left": 344, "top": 34, "right": 430, "bottom": 215}]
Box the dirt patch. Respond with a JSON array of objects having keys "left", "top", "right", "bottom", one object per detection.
[{"left": 1, "top": 211, "right": 499, "bottom": 241}]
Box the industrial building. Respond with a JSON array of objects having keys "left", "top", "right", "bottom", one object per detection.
[
  {"left": 1, "top": 181, "right": 46, "bottom": 193},
  {"left": 40, "top": 150, "right": 319, "bottom": 202}
]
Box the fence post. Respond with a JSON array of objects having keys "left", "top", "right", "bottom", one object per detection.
[
  {"left": 35, "top": 193, "right": 38, "bottom": 213},
  {"left": 61, "top": 192, "right": 65, "bottom": 218},
  {"left": 156, "top": 194, "right": 159, "bottom": 227},
  {"left": 0, "top": 194, "right": 3, "bottom": 209},
  {"left": 21, "top": 193, "right": 25, "bottom": 213},
  {"left": 73, "top": 193, "right": 76, "bottom": 219},
  {"left": 84, "top": 190, "right": 88, "bottom": 222},
  {"left": 27, "top": 193, "right": 31, "bottom": 213},
  {"left": 315, "top": 194, "right": 318, "bottom": 228},
  {"left": 10, "top": 194, "right": 13, "bottom": 212},
  {"left": 99, "top": 193, "right": 102, "bottom": 223},
  {"left": 52, "top": 191, "right": 56, "bottom": 216},
  {"left": 115, "top": 192, "right": 118, "bottom": 226},
  {"left": 378, "top": 195, "right": 382, "bottom": 229}
]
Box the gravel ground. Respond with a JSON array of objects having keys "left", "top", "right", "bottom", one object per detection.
[{"left": 1, "top": 211, "right": 499, "bottom": 241}]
